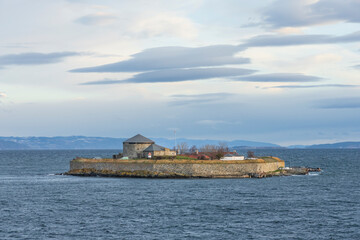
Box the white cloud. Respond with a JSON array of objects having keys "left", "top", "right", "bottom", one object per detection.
[
  {"left": 275, "top": 27, "right": 304, "bottom": 35},
  {"left": 301, "top": 53, "right": 343, "bottom": 67},
  {"left": 169, "top": 92, "right": 234, "bottom": 106},
  {"left": 130, "top": 13, "right": 198, "bottom": 39},
  {"left": 75, "top": 12, "right": 117, "bottom": 26}
]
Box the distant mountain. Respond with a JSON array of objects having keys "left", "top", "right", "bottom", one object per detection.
[
  {"left": 0, "top": 136, "right": 279, "bottom": 150},
  {"left": 0, "top": 136, "right": 125, "bottom": 150},
  {"left": 0, "top": 140, "right": 29, "bottom": 150},
  {"left": 306, "top": 141, "right": 360, "bottom": 149},
  {"left": 153, "top": 137, "right": 280, "bottom": 149},
  {"left": 287, "top": 145, "right": 307, "bottom": 149},
  {"left": 2, "top": 136, "right": 357, "bottom": 150}
]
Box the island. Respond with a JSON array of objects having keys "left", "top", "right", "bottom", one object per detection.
[{"left": 64, "top": 134, "right": 320, "bottom": 178}]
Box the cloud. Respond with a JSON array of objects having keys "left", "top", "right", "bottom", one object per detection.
[
  {"left": 131, "top": 13, "right": 198, "bottom": 39},
  {"left": 316, "top": 98, "right": 360, "bottom": 109},
  {"left": 171, "top": 92, "right": 233, "bottom": 98},
  {"left": 244, "top": 31, "right": 360, "bottom": 47},
  {"left": 71, "top": 31, "right": 360, "bottom": 86},
  {"left": 76, "top": 11, "right": 198, "bottom": 39},
  {"left": 354, "top": 65, "right": 360, "bottom": 69},
  {"left": 0, "top": 52, "right": 80, "bottom": 66},
  {"left": 0, "top": 92, "right": 6, "bottom": 104},
  {"left": 81, "top": 67, "right": 256, "bottom": 85},
  {"left": 267, "top": 84, "right": 359, "bottom": 89},
  {"left": 169, "top": 92, "right": 234, "bottom": 106},
  {"left": 195, "top": 119, "right": 242, "bottom": 128},
  {"left": 196, "top": 120, "right": 228, "bottom": 125},
  {"left": 70, "top": 30, "right": 360, "bottom": 73},
  {"left": 1, "top": 43, "right": 31, "bottom": 49},
  {"left": 70, "top": 45, "right": 248, "bottom": 72},
  {"left": 235, "top": 73, "right": 322, "bottom": 82},
  {"left": 263, "top": 0, "right": 360, "bottom": 28},
  {"left": 75, "top": 12, "right": 117, "bottom": 26}
]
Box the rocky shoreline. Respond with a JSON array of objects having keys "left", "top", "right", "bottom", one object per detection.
[
  {"left": 61, "top": 166, "right": 321, "bottom": 179},
  {"left": 247, "top": 167, "right": 321, "bottom": 178}
]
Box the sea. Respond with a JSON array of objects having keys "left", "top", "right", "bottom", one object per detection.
[{"left": 0, "top": 149, "right": 359, "bottom": 240}]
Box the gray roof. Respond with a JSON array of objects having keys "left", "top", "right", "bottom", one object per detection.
[
  {"left": 124, "top": 134, "right": 155, "bottom": 143},
  {"left": 143, "top": 144, "right": 166, "bottom": 152},
  {"left": 224, "top": 153, "right": 240, "bottom": 157}
]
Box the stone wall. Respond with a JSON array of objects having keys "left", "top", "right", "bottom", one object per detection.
[
  {"left": 152, "top": 149, "right": 176, "bottom": 157},
  {"left": 123, "top": 143, "right": 152, "bottom": 158},
  {"left": 69, "top": 158, "right": 285, "bottom": 178}
]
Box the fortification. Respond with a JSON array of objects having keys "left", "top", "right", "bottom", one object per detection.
[
  {"left": 66, "top": 157, "right": 285, "bottom": 178},
  {"left": 122, "top": 134, "right": 176, "bottom": 159},
  {"left": 122, "top": 134, "right": 155, "bottom": 158},
  {"left": 65, "top": 134, "right": 295, "bottom": 178}
]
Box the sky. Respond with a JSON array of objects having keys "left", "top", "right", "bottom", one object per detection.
[{"left": 0, "top": 0, "right": 360, "bottom": 146}]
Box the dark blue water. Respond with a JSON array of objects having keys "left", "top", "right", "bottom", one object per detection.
[{"left": 1, "top": 149, "right": 359, "bottom": 239}]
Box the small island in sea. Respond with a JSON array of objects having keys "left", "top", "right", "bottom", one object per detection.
[{"left": 65, "top": 134, "right": 320, "bottom": 178}]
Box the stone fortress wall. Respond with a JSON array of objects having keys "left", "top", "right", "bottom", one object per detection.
[
  {"left": 69, "top": 158, "right": 285, "bottom": 178},
  {"left": 122, "top": 142, "right": 152, "bottom": 159}
]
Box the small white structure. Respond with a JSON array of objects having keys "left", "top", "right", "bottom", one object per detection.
[{"left": 220, "top": 154, "right": 245, "bottom": 161}]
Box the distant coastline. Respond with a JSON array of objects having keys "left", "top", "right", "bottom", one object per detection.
[{"left": 1, "top": 136, "right": 360, "bottom": 150}]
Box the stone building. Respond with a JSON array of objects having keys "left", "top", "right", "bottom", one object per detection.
[
  {"left": 122, "top": 134, "right": 176, "bottom": 159},
  {"left": 143, "top": 144, "right": 176, "bottom": 159},
  {"left": 123, "top": 134, "right": 155, "bottom": 159}
]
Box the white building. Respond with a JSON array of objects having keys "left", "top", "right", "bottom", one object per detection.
[{"left": 220, "top": 154, "right": 245, "bottom": 161}]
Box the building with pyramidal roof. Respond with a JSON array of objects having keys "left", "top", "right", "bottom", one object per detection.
[{"left": 123, "top": 134, "right": 176, "bottom": 159}]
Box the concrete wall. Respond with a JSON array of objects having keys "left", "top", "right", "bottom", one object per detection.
[
  {"left": 70, "top": 159, "right": 285, "bottom": 178},
  {"left": 123, "top": 143, "right": 152, "bottom": 158}
]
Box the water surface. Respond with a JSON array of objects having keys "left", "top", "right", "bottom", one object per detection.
[{"left": 1, "top": 149, "right": 359, "bottom": 239}]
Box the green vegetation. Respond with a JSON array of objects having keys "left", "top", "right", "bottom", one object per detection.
[{"left": 258, "top": 156, "right": 282, "bottom": 162}]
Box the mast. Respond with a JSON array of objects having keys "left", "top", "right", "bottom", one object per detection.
[{"left": 174, "top": 130, "right": 177, "bottom": 152}]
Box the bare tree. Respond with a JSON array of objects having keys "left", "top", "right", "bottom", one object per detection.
[
  {"left": 189, "top": 145, "right": 197, "bottom": 153},
  {"left": 247, "top": 151, "right": 255, "bottom": 158},
  {"left": 177, "top": 142, "right": 189, "bottom": 154},
  {"left": 217, "top": 142, "right": 229, "bottom": 153},
  {"left": 200, "top": 144, "right": 217, "bottom": 153}
]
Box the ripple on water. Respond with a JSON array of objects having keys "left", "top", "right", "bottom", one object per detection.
[{"left": 0, "top": 149, "right": 360, "bottom": 239}]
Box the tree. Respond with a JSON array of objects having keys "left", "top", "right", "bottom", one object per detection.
[
  {"left": 189, "top": 145, "right": 197, "bottom": 153},
  {"left": 200, "top": 144, "right": 217, "bottom": 153},
  {"left": 215, "top": 152, "right": 224, "bottom": 159},
  {"left": 247, "top": 151, "right": 255, "bottom": 158},
  {"left": 217, "top": 142, "right": 229, "bottom": 153},
  {"left": 177, "top": 142, "right": 189, "bottom": 154}
]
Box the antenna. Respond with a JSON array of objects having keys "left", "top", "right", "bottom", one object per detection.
[{"left": 174, "top": 130, "right": 177, "bottom": 151}]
